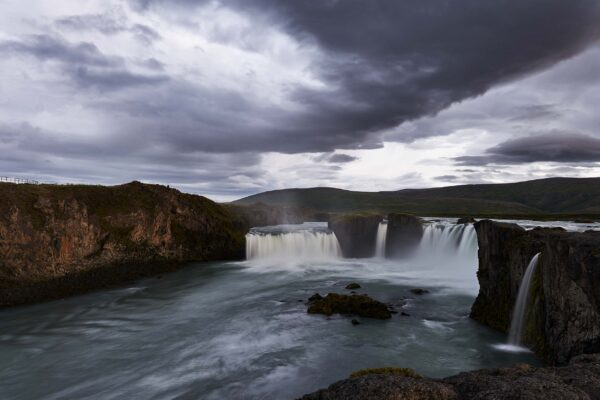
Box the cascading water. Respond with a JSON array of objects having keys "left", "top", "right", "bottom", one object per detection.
[
  {"left": 374, "top": 221, "right": 388, "bottom": 258},
  {"left": 246, "top": 223, "right": 342, "bottom": 261},
  {"left": 507, "top": 253, "right": 541, "bottom": 347},
  {"left": 417, "top": 223, "right": 478, "bottom": 260}
]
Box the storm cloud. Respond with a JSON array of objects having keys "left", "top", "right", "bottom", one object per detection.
[
  {"left": 1, "top": 0, "right": 600, "bottom": 198},
  {"left": 455, "top": 133, "right": 600, "bottom": 166}
]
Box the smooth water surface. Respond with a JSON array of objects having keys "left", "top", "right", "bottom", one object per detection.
[{"left": 0, "top": 224, "right": 541, "bottom": 399}]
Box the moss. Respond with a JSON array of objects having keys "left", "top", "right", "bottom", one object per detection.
[{"left": 350, "top": 367, "right": 422, "bottom": 379}]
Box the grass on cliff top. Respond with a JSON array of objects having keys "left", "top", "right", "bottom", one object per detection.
[{"left": 350, "top": 367, "right": 423, "bottom": 379}]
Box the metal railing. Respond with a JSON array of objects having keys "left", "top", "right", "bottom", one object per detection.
[{"left": 0, "top": 176, "right": 40, "bottom": 185}]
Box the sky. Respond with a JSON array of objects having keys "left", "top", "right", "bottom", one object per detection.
[{"left": 1, "top": 0, "right": 600, "bottom": 201}]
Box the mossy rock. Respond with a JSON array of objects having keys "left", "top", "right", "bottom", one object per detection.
[
  {"left": 307, "top": 293, "right": 392, "bottom": 319},
  {"left": 350, "top": 367, "right": 423, "bottom": 379},
  {"left": 345, "top": 282, "right": 361, "bottom": 290}
]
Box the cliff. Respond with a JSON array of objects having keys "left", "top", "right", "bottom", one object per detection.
[
  {"left": 328, "top": 213, "right": 382, "bottom": 258},
  {"left": 385, "top": 213, "right": 423, "bottom": 258},
  {"left": 471, "top": 220, "right": 600, "bottom": 364},
  {"left": 300, "top": 353, "right": 600, "bottom": 399},
  {"left": 0, "top": 181, "right": 246, "bottom": 307}
]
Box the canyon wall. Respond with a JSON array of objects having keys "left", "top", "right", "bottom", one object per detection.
[
  {"left": 385, "top": 213, "right": 423, "bottom": 258},
  {"left": 328, "top": 214, "right": 382, "bottom": 258},
  {"left": 0, "top": 181, "right": 246, "bottom": 307},
  {"left": 471, "top": 220, "right": 600, "bottom": 364}
]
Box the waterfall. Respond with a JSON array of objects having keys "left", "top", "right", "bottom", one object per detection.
[
  {"left": 507, "top": 253, "right": 541, "bottom": 347},
  {"left": 246, "top": 228, "right": 342, "bottom": 261},
  {"left": 416, "top": 223, "right": 478, "bottom": 259},
  {"left": 375, "top": 222, "right": 388, "bottom": 258}
]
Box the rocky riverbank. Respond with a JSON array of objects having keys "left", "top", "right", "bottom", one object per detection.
[
  {"left": 300, "top": 353, "right": 600, "bottom": 399},
  {"left": 0, "top": 181, "right": 246, "bottom": 307},
  {"left": 471, "top": 220, "right": 600, "bottom": 364}
]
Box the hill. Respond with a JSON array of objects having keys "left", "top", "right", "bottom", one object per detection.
[{"left": 233, "top": 177, "right": 600, "bottom": 217}]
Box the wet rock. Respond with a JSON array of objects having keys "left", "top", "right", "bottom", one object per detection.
[
  {"left": 308, "top": 293, "right": 323, "bottom": 302},
  {"left": 385, "top": 213, "right": 423, "bottom": 258},
  {"left": 456, "top": 217, "right": 476, "bottom": 224},
  {"left": 410, "top": 288, "right": 429, "bottom": 295},
  {"left": 328, "top": 214, "right": 383, "bottom": 258},
  {"left": 307, "top": 293, "right": 392, "bottom": 319},
  {"left": 351, "top": 319, "right": 360, "bottom": 326},
  {"left": 299, "top": 353, "right": 600, "bottom": 400},
  {"left": 401, "top": 312, "right": 411, "bottom": 317},
  {"left": 345, "top": 283, "right": 361, "bottom": 290},
  {"left": 472, "top": 220, "right": 600, "bottom": 364}
]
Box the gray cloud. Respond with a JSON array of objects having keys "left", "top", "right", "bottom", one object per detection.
[
  {"left": 127, "top": 0, "right": 600, "bottom": 153},
  {"left": 0, "top": 34, "right": 168, "bottom": 91},
  {"left": 454, "top": 132, "right": 600, "bottom": 165},
  {"left": 313, "top": 153, "right": 358, "bottom": 164},
  {"left": 55, "top": 13, "right": 161, "bottom": 44}
]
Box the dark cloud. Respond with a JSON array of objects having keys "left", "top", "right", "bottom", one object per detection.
[
  {"left": 435, "top": 175, "right": 461, "bottom": 182},
  {"left": 454, "top": 132, "right": 600, "bottom": 165},
  {"left": 313, "top": 153, "right": 358, "bottom": 164},
  {"left": 126, "top": 0, "right": 600, "bottom": 152}
]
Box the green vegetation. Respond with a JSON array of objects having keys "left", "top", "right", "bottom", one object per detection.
[
  {"left": 350, "top": 367, "right": 423, "bottom": 379},
  {"left": 233, "top": 177, "right": 600, "bottom": 218}
]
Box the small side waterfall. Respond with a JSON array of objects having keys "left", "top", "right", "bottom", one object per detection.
[
  {"left": 374, "top": 222, "right": 388, "bottom": 258},
  {"left": 246, "top": 227, "right": 342, "bottom": 261},
  {"left": 507, "top": 253, "right": 541, "bottom": 347}
]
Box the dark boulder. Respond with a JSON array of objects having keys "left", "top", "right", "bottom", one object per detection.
[
  {"left": 299, "top": 353, "right": 600, "bottom": 400},
  {"left": 328, "top": 213, "right": 383, "bottom": 258},
  {"left": 307, "top": 293, "right": 392, "bottom": 319},
  {"left": 385, "top": 213, "right": 423, "bottom": 258},
  {"left": 346, "top": 283, "right": 361, "bottom": 290},
  {"left": 410, "top": 288, "right": 429, "bottom": 295}
]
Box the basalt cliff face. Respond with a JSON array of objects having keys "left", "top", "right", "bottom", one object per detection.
[
  {"left": 385, "top": 213, "right": 423, "bottom": 258},
  {"left": 328, "top": 214, "right": 382, "bottom": 258},
  {"left": 471, "top": 220, "right": 600, "bottom": 364},
  {"left": 300, "top": 353, "right": 600, "bottom": 400},
  {"left": 0, "top": 182, "right": 246, "bottom": 307}
]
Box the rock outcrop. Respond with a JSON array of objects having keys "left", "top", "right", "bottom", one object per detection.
[
  {"left": 471, "top": 220, "right": 600, "bottom": 364},
  {"left": 385, "top": 213, "right": 423, "bottom": 258},
  {"left": 307, "top": 293, "right": 392, "bottom": 319},
  {"left": 299, "top": 353, "right": 600, "bottom": 400},
  {"left": 0, "top": 181, "right": 246, "bottom": 307},
  {"left": 328, "top": 213, "right": 382, "bottom": 258}
]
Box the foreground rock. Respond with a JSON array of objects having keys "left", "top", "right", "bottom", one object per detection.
[
  {"left": 0, "top": 182, "right": 246, "bottom": 307},
  {"left": 472, "top": 220, "right": 600, "bottom": 364},
  {"left": 328, "top": 214, "right": 382, "bottom": 258},
  {"left": 300, "top": 353, "right": 600, "bottom": 399},
  {"left": 385, "top": 213, "right": 423, "bottom": 258},
  {"left": 307, "top": 293, "right": 392, "bottom": 319}
]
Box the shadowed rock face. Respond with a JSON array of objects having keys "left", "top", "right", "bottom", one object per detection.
[
  {"left": 0, "top": 182, "right": 246, "bottom": 307},
  {"left": 328, "top": 214, "right": 382, "bottom": 258},
  {"left": 471, "top": 220, "right": 600, "bottom": 364},
  {"left": 385, "top": 213, "right": 423, "bottom": 258},
  {"left": 299, "top": 353, "right": 600, "bottom": 400}
]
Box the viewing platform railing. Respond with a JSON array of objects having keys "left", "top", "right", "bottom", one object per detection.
[{"left": 0, "top": 176, "right": 40, "bottom": 185}]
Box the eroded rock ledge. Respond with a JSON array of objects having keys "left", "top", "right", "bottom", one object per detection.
[
  {"left": 471, "top": 220, "right": 600, "bottom": 364},
  {"left": 0, "top": 181, "right": 246, "bottom": 307},
  {"left": 300, "top": 353, "right": 600, "bottom": 400}
]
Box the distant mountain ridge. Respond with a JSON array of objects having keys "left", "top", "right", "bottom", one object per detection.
[{"left": 233, "top": 177, "right": 600, "bottom": 217}]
